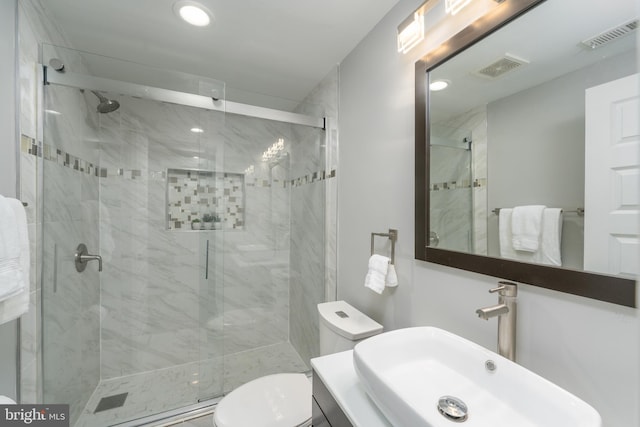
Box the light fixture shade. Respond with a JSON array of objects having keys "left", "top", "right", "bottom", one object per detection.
[
  {"left": 397, "top": 1, "right": 437, "bottom": 54},
  {"left": 445, "top": 0, "right": 473, "bottom": 15},
  {"left": 174, "top": 1, "right": 212, "bottom": 27},
  {"left": 397, "top": 11, "right": 425, "bottom": 54},
  {"left": 429, "top": 80, "right": 450, "bottom": 91}
]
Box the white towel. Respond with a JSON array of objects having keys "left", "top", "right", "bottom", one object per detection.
[
  {"left": 0, "top": 195, "right": 29, "bottom": 324},
  {"left": 499, "top": 209, "right": 524, "bottom": 261},
  {"left": 364, "top": 254, "right": 389, "bottom": 294},
  {"left": 500, "top": 207, "right": 563, "bottom": 266},
  {"left": 534, "top": 208, "right": 563, "bottom": 266},
  {"left": 511, "top": 205, "right": 546, "bottom": 252},
  {"left": 0, "top": 291, "right": 29, "bottom": 325},
  {"left": 386, "top": 264, "right": 398, "bottom": 288}
]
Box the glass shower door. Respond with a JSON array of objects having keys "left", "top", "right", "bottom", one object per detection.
[
  {"left": 41, "top": 47, "right": 226, "bottom": 426},
  {"left": 429, "top": 125, "right": 474, "bottom": 252},
  {"left": 41, "top": 80, "right": 103, "bottom": 426}
]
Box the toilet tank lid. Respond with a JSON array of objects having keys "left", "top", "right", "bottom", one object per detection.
[{"left": 318, "top": 301, "right": 383, "bottom": 340}]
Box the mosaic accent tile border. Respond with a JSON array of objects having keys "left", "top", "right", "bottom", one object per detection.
[
  {"left": 21, "top": 135, "right": 103, "bottom": 177},
  {"left": 430, "top": 178, "right": 486, "bottom": 192},
  {"left": 22, "top": 135, "right": 338, "bottom": 190},
  {"left": 167, "top": 169, "right": 244, "bottom": 231},
  {"left": 245, "top": 169, "right": 336, "bottom": 189}
]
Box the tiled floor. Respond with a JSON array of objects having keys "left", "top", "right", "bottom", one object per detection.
[
  {"left": 156, "top": 412, "right": 214, "bottom": 427},
  {"left": 74, "top": 342, "right": 307, "bottom": 426},
  {"left": 179, "top": 415, "right": 213, "bottom": 427}
]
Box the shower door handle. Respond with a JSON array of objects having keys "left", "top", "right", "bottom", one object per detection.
[
  {"left": 75, "top": 243, "right": 103, "bottom": 272},
  {"left": 205, "top": 240, "right": 209, "bottom": 279}
]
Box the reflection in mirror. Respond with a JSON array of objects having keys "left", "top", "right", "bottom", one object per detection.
[{"left": 427, "top": 0, "right": 638, "bottom": 278}]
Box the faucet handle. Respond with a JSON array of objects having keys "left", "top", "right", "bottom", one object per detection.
[{"left": 489, "top": 281, "right": 518, "bottom": 297}]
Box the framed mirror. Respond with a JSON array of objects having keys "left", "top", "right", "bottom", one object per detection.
[{"left": 415, "top": 0, "right": 638, "bottom": 307}]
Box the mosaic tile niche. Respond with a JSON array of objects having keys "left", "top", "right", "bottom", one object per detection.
[{"left": 167, "top": 168, "right": 245, "bottom": 230}]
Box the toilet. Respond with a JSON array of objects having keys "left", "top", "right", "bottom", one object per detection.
[
  {"left": 0, "top": 396, "right": 16, "bottom": 404},
  {"left": 213, "top": 300, "right": 383, "bottom": 427}
]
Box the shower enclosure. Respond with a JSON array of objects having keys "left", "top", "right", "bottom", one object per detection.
[
  {"left": 429, "top": 124, "right": 474, "bottom": 252},
  {"left": 39, "top": 46, "right": 332, "bottom": 426}
]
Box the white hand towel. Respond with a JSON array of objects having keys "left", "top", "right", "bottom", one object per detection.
[
  {"left": 500, "top": 207, "right": 563, "bottom": 266},
  {"left": 386, "top": 264, "right": 398, "bottom": 288},
  {"left": 0, "top": 196, "right": 24, "bottom": 302},
  {"left": 364, "top": 254, "right": 389, "bottom": 294},
  {"left": 10, "top": 198, "right": 29, "bottom": 294},
  {"left": 511, "top": 205, "right": 546, "bottom": 252},
  {"left": 500, "top": 209, "right": 533, "bottom": 262},
  {"left": 0, "top": 195, "right": 29, "bottom": 324},
  {"left": 499, "top": 209, "right": 517, "bottom": 259},
  {"left": 0, "top": 291, "right": 29, "bottom": 325},
  {"left": 533, "top": 208, "right": 563, "bottom": 266}
]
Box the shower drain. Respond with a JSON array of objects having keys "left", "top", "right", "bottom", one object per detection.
[{"left": 437, "top": 396, "right": 468, "bottom": 422}]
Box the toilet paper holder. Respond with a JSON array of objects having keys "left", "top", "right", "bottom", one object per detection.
[{"left": 371, "top": 229, "right": 398, "bottom": 265}]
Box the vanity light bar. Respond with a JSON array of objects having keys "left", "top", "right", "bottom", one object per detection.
[
  {"left": 397, "top": 0, "right": 438, "bottom": 54},
  {"left": 445, "top": 0, "right": 473, "bottom": 15}
]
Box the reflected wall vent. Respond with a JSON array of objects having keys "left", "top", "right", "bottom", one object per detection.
[
  {"left": 581, "top": 19, "right": 638, "bottom": 50},
  {"left": 474, "top": 54, "right": 529, "bottom": 79}
]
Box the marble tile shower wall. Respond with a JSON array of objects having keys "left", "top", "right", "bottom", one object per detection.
[
  {"left": 96, "top": 94, "right": 329, "bottom": 381},
  {"left": 97, "top": 95, "right": 220, "bottom": 379},
  {"left": 41, "top": 85, "right": 103, "bottom": 424},
  {"left": 215, "top": 113, "right": 293, "bottom": 364},
  {"left": 290, "top": 67, "right": 338, "bottom": 363}
]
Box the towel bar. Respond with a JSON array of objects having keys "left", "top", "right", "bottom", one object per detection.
[
  {"left": 371, "top": 229, "right": 398, "bottom": 265},
  {"left": 492, "top": 207, "right": 584, "bottom": 217}
]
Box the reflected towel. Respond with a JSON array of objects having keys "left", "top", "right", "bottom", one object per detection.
[
  {"left": 534, "top": 208, "right": 563, "bottom": 266},
  {"left": 511, "top": 205, "right": 546, "bottom": 252},
  {"left": 0, "top": 195, "right": 29, "bottom": 324},
  {"left": 364, "top": 254, "right": 390, "bottom": 294},
  {"left": 499, "top": 209, "right": 523, "bottom": 260},
  {"left": 500, "top": 207, "right": 563, "bottom": 266}
]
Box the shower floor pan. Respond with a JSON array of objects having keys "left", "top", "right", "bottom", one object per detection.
[{"left": 74, "top": 341, "right": 307, "bottom": 427}]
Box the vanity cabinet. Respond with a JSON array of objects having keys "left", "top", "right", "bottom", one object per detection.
[{"left": 312, "top": 369, "right": 353, "bottom": 427}]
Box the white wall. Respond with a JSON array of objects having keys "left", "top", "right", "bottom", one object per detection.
[
  {"left": 337, "top": 1, "right": 639, "bottom": 426},
  {"left": 1, "top": 0, "right": 17, "bottom": 197},
  {"left": 0, "top": 0, "right": 18, "bottom": 402}
]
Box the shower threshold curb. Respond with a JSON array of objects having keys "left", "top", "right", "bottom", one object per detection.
[{"left": 111, "top": 397, "right": 221, "bottom": 427}]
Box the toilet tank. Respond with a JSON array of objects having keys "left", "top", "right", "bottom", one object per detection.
[{"left": 318, "top": 301, "right": 383, "bottom": 356}]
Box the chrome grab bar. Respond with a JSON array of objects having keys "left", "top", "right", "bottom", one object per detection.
[{"left": 75, "top": 243, "right": 103, "bottom": 272}]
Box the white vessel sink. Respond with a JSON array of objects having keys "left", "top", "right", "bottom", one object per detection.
[{"left": 353, "top": 327, "right": 601, "bottom": 427}]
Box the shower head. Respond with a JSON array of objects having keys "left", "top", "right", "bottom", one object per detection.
[{"left": 91, "top": 90, "right": 120, "bottom": 114}]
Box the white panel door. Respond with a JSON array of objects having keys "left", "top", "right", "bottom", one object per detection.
[{"left": 584, "top": 73, "right": 640, "bottom": 277}]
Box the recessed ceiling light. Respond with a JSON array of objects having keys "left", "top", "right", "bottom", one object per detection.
[
  {"left": 174, "top": 1, "right": 211, "bottom": 27},
  {"left": 429, "top": 80, "right": 450, "bottom": 91},
  {"left": 191, "top": 127, "right": 204, "bottom": 133},
  {"left": 193, "top": 156, "right": 200, "bottom": 159}
]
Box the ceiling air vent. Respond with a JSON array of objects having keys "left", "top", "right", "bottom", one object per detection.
[
  {"left": 581, "top": 19, "right": 638, "bottom": 50},
  {"left": 474, "top": 54, "right": 529, "bottom": 79}
]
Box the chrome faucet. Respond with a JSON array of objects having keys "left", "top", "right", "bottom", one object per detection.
[{"left": 476, "top": 281, "right": 517, "bottom": 361}]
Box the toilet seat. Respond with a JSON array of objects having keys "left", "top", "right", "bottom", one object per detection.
[{"left": 213, "top": 373, "right": 311, "bottom": 427}]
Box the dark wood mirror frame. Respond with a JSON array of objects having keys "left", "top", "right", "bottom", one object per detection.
[{"left": 414, "top": 0, "right": 637, "bottom": 308}]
